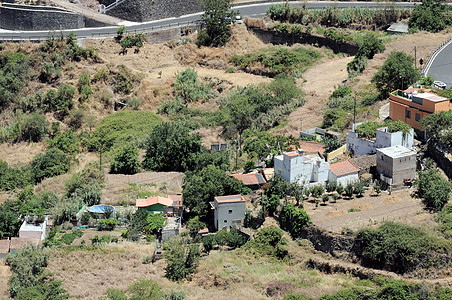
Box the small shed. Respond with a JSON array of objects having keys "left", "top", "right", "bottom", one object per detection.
[
  {"left": 376, "top": 145, "right": 416, "bottom": 187},
  {"left": 212, "top": 195, "right": 246, "bottom": 231},
  {"left": 136, "top": 196, "right": 173, "bottom": 214},
  {"left": 230, "top": 173, "right": 267, "bottom": 190},
  {"left": 328, "top": 160, "right": 360, "bottom": 186},
  {"left": 386, "top": 23, "right": 409, "bottom": 34},
  {"left": 19, "top": 216, "right": 48, "bottom": 241}
]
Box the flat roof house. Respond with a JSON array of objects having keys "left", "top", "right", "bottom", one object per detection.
[
  {"left": 328, "top": 160, "right": 360, "bottom": 186},
  {"left": 389, "top": 88, "right": 451, "bottom": 135},
  {"left": 19, "top": 216, "right": 48, "bottom": 241},
  {"left": 376, "top": 145, "right": 416, "bottom": 187},
  {"left": 274, "top": 149, "right": 329, "bottom": 185},
  {"left": 212, "top": 195, "right": 246, "bottom": 231}
]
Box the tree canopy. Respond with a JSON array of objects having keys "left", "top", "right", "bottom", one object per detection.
[
  {"left": 409, "top": 0, "right": 452, "bottom": 33},
  {"left": 197, "top": 0, "right": 237, "bottom": 47}
]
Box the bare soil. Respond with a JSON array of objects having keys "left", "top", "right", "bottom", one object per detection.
[
  {"left": 303, "top": 187, "right": 437, "bottom": 233},
  {"left": 0, "top": 259, "right": 11, "bottom": 299}
]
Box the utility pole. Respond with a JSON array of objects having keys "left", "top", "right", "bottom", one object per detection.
[
  {"left": 353, "top": 94, "right": 356, "bottom": 124},
  {"left": 414, "top": 46, "right": 417, "bottom": 69}
]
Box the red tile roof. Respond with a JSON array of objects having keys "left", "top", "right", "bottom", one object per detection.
[
  {"left": 330, "top": 160, "right": 360, "bottom": 176},
  {"left": 230, "top": 173, "right": 267, "bottom": 186},
  {"left": 168, "top": 194, "right": 183, "bottom": 207},
  {"left": 136, "top": 196, "right": 173, "bottom": 208},
  {"left": 214, "top": 195, "right": 245, "bottom": 203}
]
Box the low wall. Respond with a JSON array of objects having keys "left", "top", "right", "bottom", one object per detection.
[
  {"left": 146, "top": 24, "right": 201, "bottom": 44},
  {"left": 107, "top": 0, "right": 202, "bottom": 22},
  {"left": 0, "top": 3, "right": 84, "bottom": 31},
  {"left": 298, "top": 226, "right": 355, "bottom": 255},
  {"left": 250, "top": 28, "right": 359, "bottom": 55},
  {"left": 427, "top": 141, "right": 452, "bottom": 179}
]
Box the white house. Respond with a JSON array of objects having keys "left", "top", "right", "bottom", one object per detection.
[
  {"left": 274, "top": 149, "right": 329, "bottom": 185},
  {"left": 328, "top": 160, "right": 360, "bottom": 186},
  {"left": 346, "top": 122, "right": 414, "bottom": 156}
]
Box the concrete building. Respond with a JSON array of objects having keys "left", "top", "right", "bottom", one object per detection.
[
  {"left": 389, "top": 88, "right": 451, "bottom": 135},
  {"left": 274, "top": 149, "right": 330, "bottom": 185},
  {"left": 328, "top": 160, "right": 360, "bottom": 186},
  {"left": 376, "top": 145, "right": 417, "bottom": 187},
  {"left": 212, "top": 195, "right": 246, "bottom": 231},
  {"left": 347, "top": 122, "right": 414, "bottom": 156},
  {"left": 19, "top": 216, "right": 48, "bottom": 241}
]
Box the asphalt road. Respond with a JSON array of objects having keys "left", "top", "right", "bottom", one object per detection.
[
  {"left": 0, "top": 1, "right": 418, "bottom": 41},
  {"left": 424, "top": 40, "right": 452, "bottom": 89}
]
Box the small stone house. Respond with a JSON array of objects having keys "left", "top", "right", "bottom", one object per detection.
[
  {"left": 328, "top": 160, "right": 360, "bottom": 186},
  {"left": 376, "top": 145, "right": 416, "bottom": 187},
  {"left": 212, "top": 195, "right": 246, "bottom": 231},
  {"left": 346, "top": 122, "right": 414, "bottom": 156}
]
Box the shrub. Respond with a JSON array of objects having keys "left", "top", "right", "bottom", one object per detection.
[
  {"left": 336, "top": 184, "right": 344, "bottom": 195},
  {"left": 144, "top": 213, "right": 164, "bottom": 235},
  {"left": 22, "top": 113, "right": 49, "bottom": 142},
  {"left": 310, "top": 185, "right": 324, "bottom": 198},
  {"left": 417, "top": 168, "right": 451, "bottom": 210},
  {"left": 326, "top": 181, "right": 337, "bottom": 193},
  {"left": 164, "top": 237, "right": 200, "bottom": 281},
  {"left": 98, "top": 218, "right": 117, "bottom": 231},
  {"left": 30, "top": 148, "right": 70, "bottom": 183},
  {"left": 280, "top": 203, "right": 311, "bottom": 238},
  {"left": 187, "top": 216, "right": 205, "bottom": 239},
  {"left": 174, "top": 68, "right": 211, "bottom": 103},
  {"left": 322, "top": 193, "right": 329, "bottom": 204},
  {"left": 344, "top": 183, "right": 354, "bottom": 199},
  {"left": 245, "top": 226, "right": 288, "bottom": 259},
  {"left": 197, "top": 0, "right": 236, "bottom": 47},
  {"left": 127, "top": 98, "right": 141, "bottom": 110},
  {"left": 110, "top": 145, "right": 140, "bottom": 175},
  {"left": 128, "top": 278, "right": 163, "bottom": 299}
]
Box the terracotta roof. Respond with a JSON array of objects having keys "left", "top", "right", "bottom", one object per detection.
[
  {"left": 0, "top": 239, "right": 10, "bottom": 254},
  {"left": 214, "top": 194, "right": 245, "bottom": 203},
  {"left": 284, "top": 150, "right": 304, "bottom": 157},
  {"left": 329, "top": 160, "right": 360, "bottom": 176},
  {"left": 9, "top": 237, "right": 39, "bottom": 250},
  {"left": 230, "top": 173, "right": 267, "bottom": 186},
  {"left": 136, "top": 196, "right": 173, "bottom": 208},
  {"left": 294, "top": 141, "right": 326, "bottom": 154},
  {"left": 168, "top": 194, "right": 183, "bottom": 207}
]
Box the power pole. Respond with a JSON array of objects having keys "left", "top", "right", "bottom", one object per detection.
[
  {"left": 414, "top": 46, "right": 417, "bottom": 69},
  {"left": 353, "top": 94, "right": 356, "bottom": 124}
]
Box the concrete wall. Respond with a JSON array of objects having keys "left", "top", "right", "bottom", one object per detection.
[
  {"left": 106, "top": 0, "right": 202, "bottom": 22},
  {"left": 427, "top": 141, "right": 452, "bottom": 179},
  {"left": 250, "top": 28, "right": 359, "bottom": 55},
  {"left": 0, "top": 3, "right": 84, "bottom": 31},
  {"left": 376, "top": 149, "right": 416, "bottom": 186},
  {"left": 328, "top": 172, "right": 359, "bottom": 187},
  {"left": 274, "top": 153, "right": 329, "bottom": 185},
  {"left": 214, "top": 201, "right": 246, "bottom": 231}
]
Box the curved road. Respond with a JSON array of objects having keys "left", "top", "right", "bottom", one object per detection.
[
  {"left": 424, "top": 40, "right": 452, "bottom": 89},
  {"left": 0, "top": 1, "right": 418, "bottom": 41}
]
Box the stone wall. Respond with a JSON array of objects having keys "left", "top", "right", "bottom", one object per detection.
[
  {"left": 298, "top": 226, "right": 355, "bottom": 255},
  {"left": 250, "top": 28, "right": 359, "bottom": 55},
  {"left": 106, "top": 0, "right": 202, "bottom": 22},
  {"left": 0, "top": 3, "right": 84, "bottom": 31},
  {"left": 427, "top": 141, "right": 452, "bottom": 179}
]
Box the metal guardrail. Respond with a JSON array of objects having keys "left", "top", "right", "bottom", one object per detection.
[
  {"left": 105, "top": 0, "right": 127, "bottom": 11},
  {"left": 0, "top": 20, "right": 203, "bottom": 42}
]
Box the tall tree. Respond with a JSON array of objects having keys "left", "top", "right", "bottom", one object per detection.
[
  {"left": 197, "top": 0, "right": 237, "bottom": 47},
  {"left": 409, "top": 0, "right": 450, "bottom": 33},
  {"left": 372, "top": 51, "right": 420, "bottom": 98}
]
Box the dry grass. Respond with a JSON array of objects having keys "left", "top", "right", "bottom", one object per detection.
[{"left": 0, "top": 142, "right": 45, "bottom": 168}]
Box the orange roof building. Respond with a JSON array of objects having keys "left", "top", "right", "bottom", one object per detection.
[
  {"left": 389, "top": 88, "right": 451, "bottom": 133},
  {"left": 230, "top": 173, "right": 267, "bottom": 189},
  {"left": 328, "top": 160, "right": 360, "bottom": 186}
]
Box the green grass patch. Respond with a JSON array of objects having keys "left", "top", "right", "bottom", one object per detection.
[{"left": 230, "top": 46, "right": 322, "bottom": 77}]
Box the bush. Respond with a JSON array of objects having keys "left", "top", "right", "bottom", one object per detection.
[
  {"left": 280, "top": 203, "right": 311, "bottom": 238},
  {"left": 164, "top": 237, "right": 200, "bottom": 281},
  {"left": 110, "top": 145, "right": 140, "bottom": 175},
  {"left": 409, "top": 0, "right": 451, "bottom": 33},
  {"left": 174, "top": 68, "right": 211, "bottom": 103},
  {"left": 417, "top": 168, "right": 451, "bottom": 210},
  {"left": 245, "top": 226, "right": 288, "bottom": 259},
  {"left": 30, "top": 148, "right": 71, "bottom": 183},
  {"left": 344, "top": 183, "right": 354, "bottom": 199},
  {"left": 197, "top": 0, "right": 236, "bottom": 47},
  {"left": 21, "top": 113, "right": 49, "bottom": 142},
  {"left": 310, "top": 185, "right": 324, "bottom": 198},
  {"left": 98, "top": 218, "right": 117, "bottom": 231},
  {"left": 187, "top": 216, "right": 205, "bottom": 239}
]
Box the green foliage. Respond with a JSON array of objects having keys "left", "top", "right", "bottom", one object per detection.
[
  {"left": 409, "top": 0, "right": 452, "bottom": 33},
  {"left": 245, "top": 226, "right": 288, "bottom": 259},
  {"left": 60, "top": 230, "right": 84, "bottom": 245},
  {"left": 47, "top": 129, "right": 80, "bottom": 157},
  {"left": 119, "top": 33, "right": 146, "bottom": 51},
  {"left": 356, "top": 221, "right": 450, "bottom": 273},
  {"left": 418, "top": 75, "right": 435, "bottom": 87},
  {"left": 437, "top": 203, "right": 452, "bottom": 238},
  {"left": 158, "top": 97, "right": 185, "bottom": 115},
  {"left": 266, "top": 173, "right": 289, "bottom": 199},
  {"left": 326, "top": 181, "right": 337, "bottom": 193},
  {"left": 78, "top": 72, "right": 92, "bottom": 102},
  {"left": 347, "top": 56, "right": 368, "bottom": 78},
  {"left": 114, "top": 65, "right": 141, "bottom": 94},
  {"left": 0, "top": 51, "right": 31, "bottom": 107},
  {"left": 110, "top": 145, "right": 140, "bottom": 175},
  {"left": 310, "top": 185, "right": 324, "bottom": 198},
  {"left": 372, "top": 51, "right": 420, "bottom": 98},
  {"left": 197, "top": 0, "right": 236, "bottom": 47},
  {"left": 230, "top": 47, "right": 321, "bottom": 77},
  {"left": 280, "top": 203, "right": 311, "bottom": 238},
  {"left": 128, "top": 278, "right": 163, "bottom": 300},
  {"left": 187, "top": 216, "right": 206, "bottom": 239},
  {"left": 144, "top": 213, "right": 164, "bottom": 235},
  {"left": 344, "top": 183, "right": 354, "bottom": 199},
  {"left": 164, "top": 237, "right": 200, "bottom": 281},
  {"left": 355, "top": 31, "right": 385, "bottom": 60},
  {"left": 183, "top": 165, "right": 250, "bottom": 218},
  {"left": 89, "top": 110, "right": 162, "bottom": 153},
  {"left": 323, "top": 135, "right": 341, "bottom": 153},
  {"left": 174, "top": 68, "right": 211, "bottom": 103},
  {"left": 417, "top": 168, "right": 451, "bottom": 210},
  {"left": 30, "top": 148, "right": 71, "bottom": 183},
  {"left": 143, "top": 122, "right": 202, "bottom": 172},
  {"left": 421, "top": 110, "right": 452, "bottom": 147},
  {"left": 99, "top": 218, "right": 118, "bottom": 231},
  {"left": 353, "top": 181, "right": 365, "bottom": 197},
  {"left": 124, "top": 209, "right": 148, "bottom": 241},
  {"left": 22, "top": 113, "right": 50, "bottom": 142},
  {"left": 261, "top": 194, "right": 280, "bottom": 216},
  {"left": 6, "top": 245, "right": 69, "bottom": 299}
]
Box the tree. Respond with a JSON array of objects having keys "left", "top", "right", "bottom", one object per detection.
[
  {"left": 261, "top": 194, "right": 280, "bottom": 216},
  {"left": 183, "top": 165, "right": 250, "bottom": 218},
  {"left": 289, "top": 182, "right": 304, "bottom": 206},
  {"left": 323, "top": 135, "right": 341, "bottom": 153},
  {"left": 30, "top": 148, "right": 70, "bottom": 183},
  {"left": 280, "top": 203, "right": 311, "bottom": 238},
  {"left": 265, "top": 172, "right": 289, "bottom": 198},
  {"left": 344, "top": 183, "right": 354, "bottom": 199},
  {"left": 417, "top": 168, "right": 451, "bottom": 210},
  {"left": 372, "top": 51, "right": 420, "bottom": 98},
  {"left": 409, "top": 0, "right": 450, "bottom": 33},
  {"left": 110, "top": 145, "right": 140, "bottom": 175},
  {"left": 164, "top": 237, "right": 200, "bottom": 281},
  {"left": 143, "top": 122, "right": 202, "bottom": 172},
  {"left": 187, "top": 216, "right": 206, "bottom": 239},
  {"left": 310, "top": 185, "right": 324, "bottom": 198},
  {"left": 197, "top": 0, "right": 237, "bottom": 47},
  {"left": 128, "top": 279, "right": 163, "bottom": 300},
  {"left": 356, "top": 31, "right": 385, "bottom": 60}
]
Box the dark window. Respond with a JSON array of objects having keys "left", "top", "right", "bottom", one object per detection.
[
  {"left": 406, "top": 110, "right": 411, "bottom": 119},
  {"left": 228, "top": 209, "right": 232, "bottom": 214},
  {"left": 224, "top": 220, "right": 227, "bottom": 223},
  {"left": 415, "top": 113, "right": 421, "bottom": 121}
]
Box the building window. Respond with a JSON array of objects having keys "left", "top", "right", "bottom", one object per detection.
[
  {"left": 415, "top": 113, "right": 421, "bottom": 121},
  {"left": 224, "top": 220, "right": 227, "bottom": 223},
  {"left": 406, "top": 110, "right": 411, "bottom": 119},
  {"left": 228, "top": 209, "right": 232, "bottom": 214}
]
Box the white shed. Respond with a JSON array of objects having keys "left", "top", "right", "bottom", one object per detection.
[{"left": 328, "top": 160, "right": 360, "bottom": 186}]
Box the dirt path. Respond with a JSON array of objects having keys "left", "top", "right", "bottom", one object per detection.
[{"left": 272, "top": 55, "right": 353, "bottom": 137}]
